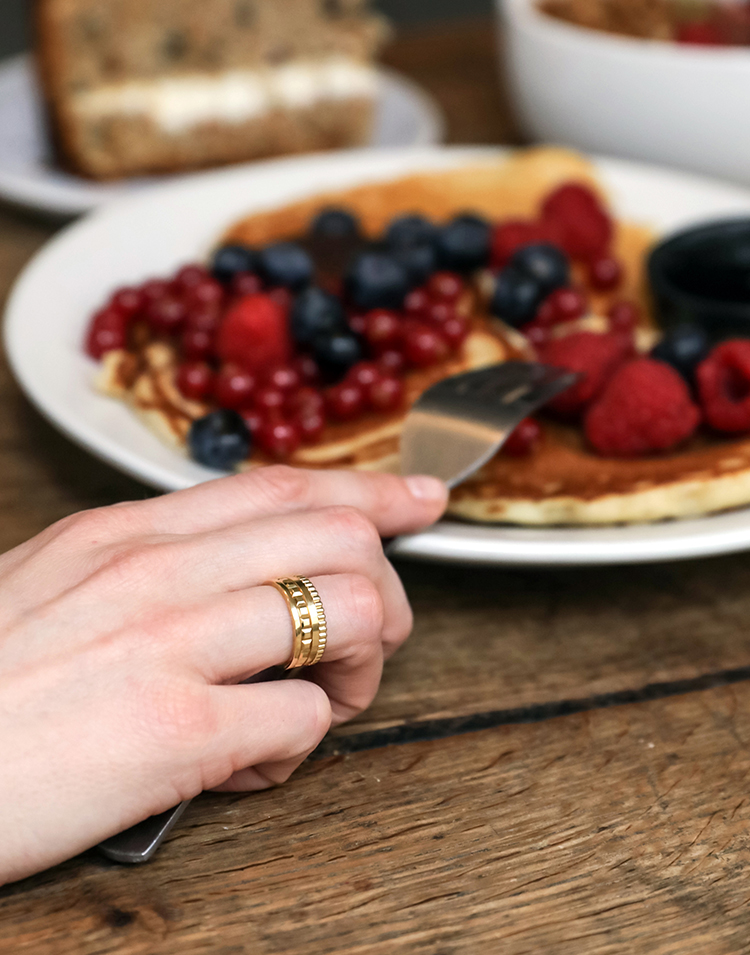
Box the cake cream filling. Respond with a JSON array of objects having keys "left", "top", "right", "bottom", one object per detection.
[{"left": 73, "top": 57, "right": 378, "bottom": 134}]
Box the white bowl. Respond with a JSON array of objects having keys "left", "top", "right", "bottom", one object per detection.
[{"left": 500, "top": 0, "right": 750, "bottom": 186}]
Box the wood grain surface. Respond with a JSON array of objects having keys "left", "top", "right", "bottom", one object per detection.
[{"left": 2, "top": 18, "right": 750, "bottom": 954}]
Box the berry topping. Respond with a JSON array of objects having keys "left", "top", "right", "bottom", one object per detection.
[
  {"left": 211, "top": 245, "right": 257, "bottom": 285},
  {"left": 256, "top": 418, "right": 302, "bottom": 459},
  {"left": 503, "top": 418, "right": 542, "bottom": 457},
  {"left": 85, "top": 308, "right": 127, "bottom": 359},
  {"left": 292, "top": 354, "right": 321, "bottom": 386},
  {"left": 290, "top": 286, "right": 347, "bottom": 346},
  {"left": 286, "top": 386, "right": 326, "bottom": 418},
  {"left": 542, "top": 331, "right": 633, "bottom": 415},
  {"left": 404, "top": 287, "right": 430, "bottom": 317},
  {"left": 652, "top": 325, "right": 710, "bottom": 385},
  {"left": 510, "top": 243, "right": 570, "bottom": 296},
  {"left": 696, "top": 340, "right": 750, "bottom": 432},
  {"left": 608, "top": 300, "right": 640, "bottom": 332},
  {"left": 265, "top": 364, "right": 302, "bottom": 393},
  {"left": 541, "top": 183, "right": 613, "bottom": 260},
  {"left": 364, "top": 309, "right": 402, "bottom": 352},
  {"left": 377, "top": 349, "right": 406, "bottom": 377},
  {"left": 588, "top": 255, "right": 623, "bottom": 292},
  {"left": 174, "top": 265, "right": 210, "bottom": 292},
  {"left": 185, "top": 276, "right": 224, "bottom": 309},
  {"left": 188, "top": 410, "right": 251, "bottom": 469},
  {"left": 216, "top": 293, "right": 292, "bottom": 373},
  {"left": 311, "top": 207, "right": 361, "bottom": 240},
  {"left": 490, "top": 220, "right": 544, "bottom": 269},
  {"left": 346, "top": 361, "right": 382, "bottom": 390},
  {"left": 326, "top": 381, "right": 366, "bottom": 421},
  {"left": 428, "top": 271, "right": 464, "bottom": 303},
  {"left": 523, "top": 321, "right": 552, "bottom": 350},
  {"left": 346, "top": 251, "right": 410, "bottom": 310},
  {"left": 440, "top": 315, "right": 470, "bottom": 350},
  {"left": 109, "top": 286, "right": 144, "bottom": 318},
  {"left": 254, "top": 385, "right": 286, "bottom": 415},
  {"left": 538, "top": 287, "right": 588, "bottom": 326},
  {"left": 147, "top": 295, "right": 187, "bottom": 335},
  {"left": 368, "top": 375, "right": 405, "bottom": 413},
  {"left": 403, "top": 321, "right": 450, "bottom": 367},
  {"left": 585, "top": 359, "right": 700, "bottom": 456},
  {"left": 490, "top": 267, "right": 545, "bottom": 328},
  {"left": 294, "top": 409, "right": 326, "bottom": 444},
  {"left": 257, "top": 243, "right": 314, "bottom": 291},
  {"left": 231, "top": 272, "right": 263, "bottom": 297},
  {"left": 177, "top": 361, "right": 214, "bottom": 401},
  {"left": 386, "top": 215, "right": 438, "bottom": 250},
  {"left": 393, "top": 243, "right": 438, "bottom": 286},
  {"left": 313, "top": 331, "right": 365, "bottom": 383},
  {"left": 214, "top": 364, "right": 257, "bottom": 409},
  {"left": 436, "top": 214, "right": 491, "bottom": 272},
  {"left": 181, "top": 327, "right": 214, "bottom": 360}
]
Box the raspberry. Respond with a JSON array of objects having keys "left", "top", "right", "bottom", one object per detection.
[
  {"left": 542, "top": 331, "right": 633, "bottom": 415},
  {"left": 490, "top": 221, "right": 541, "bottom": 269},
  {"left": 216, "top": 293, "right": 292, "bottom": 373},
  {"left": 696, "top": 340, "right": 750, "bottom": 432},
  {"left": 541, "top": 183, "right": 613, "bottom": 260},
  {"left": 585, "top": 359, "right": 700, "bottom": 457}
]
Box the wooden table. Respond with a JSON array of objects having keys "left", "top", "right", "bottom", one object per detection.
[{"left": 3, "top": 19, "right": 750, "bottom": 954}]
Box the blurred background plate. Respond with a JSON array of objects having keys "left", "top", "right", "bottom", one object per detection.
[
  {"left": 0, "top": 54, "right": 445, "bottom": 217},
  {"left": 8, "top": 145, "right": 750, "bottom": 567}
]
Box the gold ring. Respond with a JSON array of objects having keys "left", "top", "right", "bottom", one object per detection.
[{"left": 270, "top": 577, "right": 328, "bottom": 669}]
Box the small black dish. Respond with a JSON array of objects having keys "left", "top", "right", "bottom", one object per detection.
[{"left": 648, "top": 218, "right": 750, "bottom": 341}]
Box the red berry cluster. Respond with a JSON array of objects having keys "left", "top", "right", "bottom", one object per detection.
[
  {"left": 493, "top": 183, "right": 628, "bottom": 348},
  {"left": 85, "top": 260, "right": 470, "bottom": 461}
]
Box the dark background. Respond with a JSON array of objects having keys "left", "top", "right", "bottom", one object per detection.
[{"left": 0, "top": 0, "right": 493, "bottom": 60}]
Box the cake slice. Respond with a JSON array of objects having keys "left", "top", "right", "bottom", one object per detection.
[{"left": 35, "top": 0, "right": 387, "bottom": 180}]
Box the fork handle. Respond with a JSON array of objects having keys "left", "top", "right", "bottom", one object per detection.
[{"left": 98, "top": 800, "right": 191, "bottom": 864}]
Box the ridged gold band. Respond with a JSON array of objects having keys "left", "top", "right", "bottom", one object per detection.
[{"left": 270, "top": 577, "right": 328, "bottom": 669}]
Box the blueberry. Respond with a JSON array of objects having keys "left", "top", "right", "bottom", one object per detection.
[
  {"left": 346, "top": 251, "right": 410, "bottom": 310},
  {"left": 211, "top": 244, "right": 258, "bottom": 285},
  {"left": 490, "top": 267, "right": 546, "bottom": 328},
  {"left": 386, "top": 215, "right": 438, "bottom": 250},
  {"left": 511, "top": 243, "right": 569, "bottom": 295},
  {"left": 313, "top": 332, "right": 365, "bottom": 383},
  {"left": 311, "top": 207, "right": 361, "bottom": 240},
  {"left": 436, "top": 214, "right": 491, "bottom": 272},
  {"left": 393, "top": 243, "right": 438, "bottom": 286},
  {"left": 290, "top": 286, "right": 347, "bottom": 346},
  {"left": 188, "top": 410, "right": 251, "bottom": 470},
  {"left": 257, "top": 242, "right": 314, "bottom": 291},
  {"left": 652, "top": 325, "right": 710, "bottom": 384}
]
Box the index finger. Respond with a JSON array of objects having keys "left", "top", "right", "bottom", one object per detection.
[{"left": 114, "top": 467, "right": 448, "bottom": 539}]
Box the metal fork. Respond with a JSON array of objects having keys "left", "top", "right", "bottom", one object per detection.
[{"left": 98, "top": 361, "right": 576, "bottom": 864}]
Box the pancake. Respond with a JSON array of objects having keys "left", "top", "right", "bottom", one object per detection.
[{"left": 95, "top": 146, "right": 750, "bottom": 525}]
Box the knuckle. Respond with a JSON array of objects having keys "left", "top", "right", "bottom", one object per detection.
[
  {"left": 100, "top": 539, "right": 171, "bottom": 591},
  {"left": 326, "top": 506, "right": 380, "bottom": 551},
  {"left": 340, "top": 574, "right": 385, "bottom": 640},
  {"left": 54, "top": 507, "right": 109, "bottom": 541},
  {"left": 251, "top": 465, "right": 310, "bottom": 509}
]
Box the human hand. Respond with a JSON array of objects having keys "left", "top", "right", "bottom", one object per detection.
[{"left": 0, "top": 466, "right": 447, "bottom": 884}]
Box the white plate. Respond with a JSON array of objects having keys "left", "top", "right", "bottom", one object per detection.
[
  {"left": 0, "top": 55, "right": 445, "bottom": 217},
  {"left": 6, "top": 146, "right": 750, "bottom": 567}
]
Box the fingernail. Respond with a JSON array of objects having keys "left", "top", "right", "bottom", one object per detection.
[{"left": 405, "top": 475, "right": 448, "bottom": 502}]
